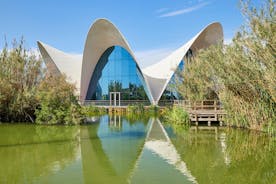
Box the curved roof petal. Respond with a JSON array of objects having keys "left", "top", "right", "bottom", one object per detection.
[
  {"left": 142, "top": 22, "right": 223, "bottom": 104},
  {"left": 80, "top": 18, "right": 153, "bottom": 102},
  {"left": 37, "top": 41, "right": 83, "bottom": 92}
]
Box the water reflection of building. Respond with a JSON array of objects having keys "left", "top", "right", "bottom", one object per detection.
[
  {"left": 130, "top": 118, "right": 197, "bottom": 184},
  {"left": 80, "top": 116, "right": 148, "bottom": 183},
  {"left": 80, "top": 116, "right": 197, "bottom": 183},
  {"left": 108, "top": 115, "right": 122, "bottom": 131}
]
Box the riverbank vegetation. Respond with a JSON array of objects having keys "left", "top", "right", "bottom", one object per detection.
[
  {"left": 162, "top": 106, "right": 190, "bottom": 130},
  {"left": 124, "top": 104, "right": 160, "bottom": 123},
  {"left": 177, "top": 0, "right": 275, "bottom": 134},
  {"left": 0, "top": 39, "right": 83, "bottom": 124},
  {"left": 0, "top": 39, "right": 43, "bottom": 122},
  {"left": 126, "top": 103, "right": 145, "bottom": 114},
  {"left": 82, "top": 105, "right": 107, "bottom": 117},
  {"left": 35, "top": 75, "right": 83, "bottom": 125}
]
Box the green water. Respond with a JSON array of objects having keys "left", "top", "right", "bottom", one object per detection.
[{"left": 0, "top": 115, "right": 275, "bottom": 184}]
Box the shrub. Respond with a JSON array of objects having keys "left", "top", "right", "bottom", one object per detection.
[
  {"left": 35, "top": 75, "right": 83, "bottom": 125},
  {"left": 163, "top": 106, "right": 190, "bottom": 127},
  {"left": 82, "top": 105, "right": 106, "bottom": 117},
  {"left": 147, "top": 105, "right": 160, "bottom": 116},
  {"left": 0, "top": 38, "right": 44, "bottom": 122},
  {"left": 126, "top": 103, "right": 145, "bottom": 114}
]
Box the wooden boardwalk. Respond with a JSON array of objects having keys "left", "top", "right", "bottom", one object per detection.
[{"left": 174, "top": 100, "right": 227, "bottom": 126}]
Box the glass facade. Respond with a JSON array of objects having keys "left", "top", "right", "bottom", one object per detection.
[
  {"left": 86, "top": 46, "right": 149, "bottom": 101},
  {"left": 160, "top": 49, "right": 193, "bottom": 101},
  {"left": 160, "top": 60, "right": 184, "bottom": 101}
]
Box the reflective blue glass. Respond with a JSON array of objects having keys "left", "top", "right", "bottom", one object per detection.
[
  {"left": 86, "top": 46, "right": 149, "bottom": 101},
  {"left": 160, "top": 60, "right": 184, "bottom": 101},
  {"left": 160, "top": 48, "right": 194, "bottom": 101}
]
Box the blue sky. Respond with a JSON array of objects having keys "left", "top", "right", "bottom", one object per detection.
[{"left": 0, "top": 0, "right": 262, "bottom": 66}]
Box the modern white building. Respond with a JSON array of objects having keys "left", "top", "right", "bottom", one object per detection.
[{"left": 38, "top": 19, "right": 223, "bottom": 105}]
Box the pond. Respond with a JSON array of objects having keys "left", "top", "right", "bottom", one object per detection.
[{"left": 0, "top": 115, "right": 275, "bottom": 184}]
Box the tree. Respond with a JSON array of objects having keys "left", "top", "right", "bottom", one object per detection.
[
  {"left": 35, "top": 75, "right": 83, "bottom": 125},
  {"left": 177, "top": 0, "right": 276, "bottom": 131},
  {"left": 0, "top": 38, "right": 44, "bottom": 122},
  {"left": 0, "top": 38, "right": 84, "bottom": 124}
]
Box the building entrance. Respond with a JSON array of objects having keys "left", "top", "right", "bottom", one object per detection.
[{"left": 109, "top": 92, "right": 121, "bottom": 106}]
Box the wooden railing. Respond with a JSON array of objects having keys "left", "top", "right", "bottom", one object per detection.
[
  {"left": 81, "top": 100, "right": 174, "bottom": 107},
  {"left": 81, "top": 100, "right": 152, "bottom": 107},
  {"left": 174, "top": 100, "right": 226, "bottom": 126},
  {"left": 174, "top": 100, "right": 224, "bottom": 111}
]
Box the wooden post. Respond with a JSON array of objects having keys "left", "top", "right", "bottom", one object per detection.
[
  {"left": 195, "top": 114, "right": 198, "bottom": 126},
  {"left": 110, "top": 93, "right": 111, "bottom": 106},
  {"left": 118, "top": 92, "right": 121, "bottom": 107}
]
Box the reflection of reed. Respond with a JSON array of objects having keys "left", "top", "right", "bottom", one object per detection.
[{"left": 219, "top": 132, "right": 231, "bottom": 165}]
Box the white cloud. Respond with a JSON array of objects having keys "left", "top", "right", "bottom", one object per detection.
[
  {"left": 158, "top": 1, "right": 210, "bottom": 18},
  {"left": 135, "top": 47, "right": 174, "bottom": 69}
]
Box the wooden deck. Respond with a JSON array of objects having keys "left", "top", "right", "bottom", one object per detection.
[{"left": 174, "top": 100, "right": 227, "bottom": 126}]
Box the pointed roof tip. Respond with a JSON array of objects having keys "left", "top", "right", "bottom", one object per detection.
[
  {"left": 37, "top": 41, "right": 45, "bottom": 52},
  {"left": 204, "top": 21, "right": 224, "bottom": 40},
  {"left": 208, "top": 21, "right": 221, "bottom": 25},
  {"left": 91, "top": 18, "right": 114, "bottom": 26},
  {"left": 36, "top": 41, "right": 58, "bottom": 51},
  {"left": 37, "top": 41, "right": 48, "bottom": 49},
  {"left": 37, "top": 40, "right": 42, "bottom": 46},
  {"left": 206, "top": 22, "right": 223, "bottom": 32},
  {"left": 204, "top": 21, "right": 222, "bottom": 27}
]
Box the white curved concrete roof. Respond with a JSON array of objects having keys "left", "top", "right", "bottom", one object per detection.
[
  {"left": 143, "top": 22, "right": 223, "bottom": 103},
  {"left": 80, "top": 19, "right": 153, "bottom": 102},
  {"left": 37, "top": 19, "right": 223, "bottom": 105},
  {"left": 37, "top": 42, "right": 83, "bottom": 92}
]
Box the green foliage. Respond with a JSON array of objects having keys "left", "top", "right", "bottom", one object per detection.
[
  {"left": 147, "top": 105, "right": 160, "bottom": 116},
  {"left": 82, "top": 105, "right": 106, "bottom": 117},
  {"left": 0, "top": 38, "right": 84, "bottom": 124},
  {"left": 163, "top": 106, "right": 190, "bottom": 128},
  {"left": 177, "top": 0, "right": 276, "bottom": 132},
  {"left": 126, "top": 103, "right": 145, "bottom": 114},
  {"left": 0, "top": 38, "right": 44, "bottom": 122},
  {"left": 35, "top": 75, "right": 83, "bottom": 125},
  {"left": 123, "top": 104, "right": 159, "bottom": 123}
]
